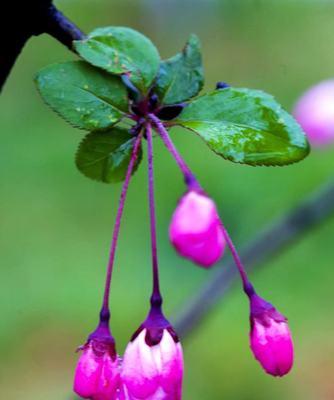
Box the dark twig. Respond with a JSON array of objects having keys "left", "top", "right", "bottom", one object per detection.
[
  {"left": 1, "top": 1, "right": 85, "bottom": 91},
  {"left": 43, "top": 4, "right": 85, "bottom": 49},
  {"left": 173, "top": 179, "right": 334, "bottom": 338}
]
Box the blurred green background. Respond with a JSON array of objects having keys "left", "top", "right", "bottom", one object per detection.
[{"left": 1, "top": 0, "right": 334, "bottom": 399}]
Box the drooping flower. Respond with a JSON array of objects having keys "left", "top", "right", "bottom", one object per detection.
[
  {"left": 74, "top": 318, "right": 121, "bottom": 400},
  {"left": 249, "top": 293, "right": 294, "bottom": 377},
  {"left": 121, "top": 306, "right": 184, "bottom": 400},
  {"left": 169, "top": 190, "right": 225, "bottom": 268},
  {"left": 294, "top": 80, "right": 334, "bottom": 147}
]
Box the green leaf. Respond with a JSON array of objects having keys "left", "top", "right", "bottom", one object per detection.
[
  {"left": 74, "top": 27, "right": 160, "bottom": 94},
  {"left": 174, "top": 88, "right": 310, "bottom": 166},
  {"left": 76, "top": 128, "right": 142, "bottom": 183},
  {"left": 155, "top": 34, "right": 204, "bottom": 105},
  {"left": 35, "top": 61, "right": 129, "bottom": 131}
]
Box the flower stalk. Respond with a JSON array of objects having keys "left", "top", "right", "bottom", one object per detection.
[
  {"left": 100, "top": 131, "right": 143, "bottom": 322},
  {"left": 146, "top": 122, "right": 163, "bottom": 308},
  {"left": 219, "top": 222, "right": 255, "bottom": 297},
  {"left": 149, "top": 113, "right": 201, "bottom": 191}
]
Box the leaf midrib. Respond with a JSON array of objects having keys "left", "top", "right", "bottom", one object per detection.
[
  {"left": 76, "top": 84, "right": 126, "bottom": 114},
  {"left": 89, "top": 38, "right": 148, "bottom": 91}
]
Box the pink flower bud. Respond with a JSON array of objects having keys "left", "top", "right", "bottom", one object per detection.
[
  {"left": 169, "top": 190, "right": 225, "bottom": 267},
  {"left": 74, "top": 339, "right": 120, "bottom": 400},
  {"left": 121, "top": 328, "right": 184, "bottom": 399},
  {"left": 293, "top": 80, "right": 334, "bottom": 147},
  {"left": 249, "top": 295, "right": 294, "bottom": 377}
]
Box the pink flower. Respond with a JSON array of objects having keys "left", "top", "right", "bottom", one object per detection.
[
  {"left": 169, "top": 190, "right": 225, "bottom": 267},
  {"left": 249, "top": 295, "right": 294, "bottom": 377},
  {"left": 74, "top": 339, "right": 120, "bottom": 400},
  {"left": 121, "top": 328, "right": 184, "bottom": 399},
  {"left": 293, "top": 80, "right": 334, "bottom": 147}
]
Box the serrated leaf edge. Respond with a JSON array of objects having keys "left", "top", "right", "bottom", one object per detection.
[{"left": 34, "top": 68, "right": 128, "bottom": 132}]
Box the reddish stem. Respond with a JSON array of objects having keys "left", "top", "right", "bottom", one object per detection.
[
  {"left": 219, "top": 221, "right": 255, "bottom": 297},
  {"left": 149, "top": 114, "right": 202, "bottom": 191},
  {"left": 146, "top": 123, "right": 163, "bottom": 308},
  {"left": 100, "top": 132, "right": 143, "bottom": 320}
]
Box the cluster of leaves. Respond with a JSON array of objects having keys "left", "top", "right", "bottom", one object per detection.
[{"left": 35, "top": 26, "right": 310, "bottom": 183}]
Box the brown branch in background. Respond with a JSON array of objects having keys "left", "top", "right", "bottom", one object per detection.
[
  {"left": 1, "top": 1, "right": 85, "bottom": 92},
  {"left": 173, "top": 179, "right": 334, "bottom": 338}
]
